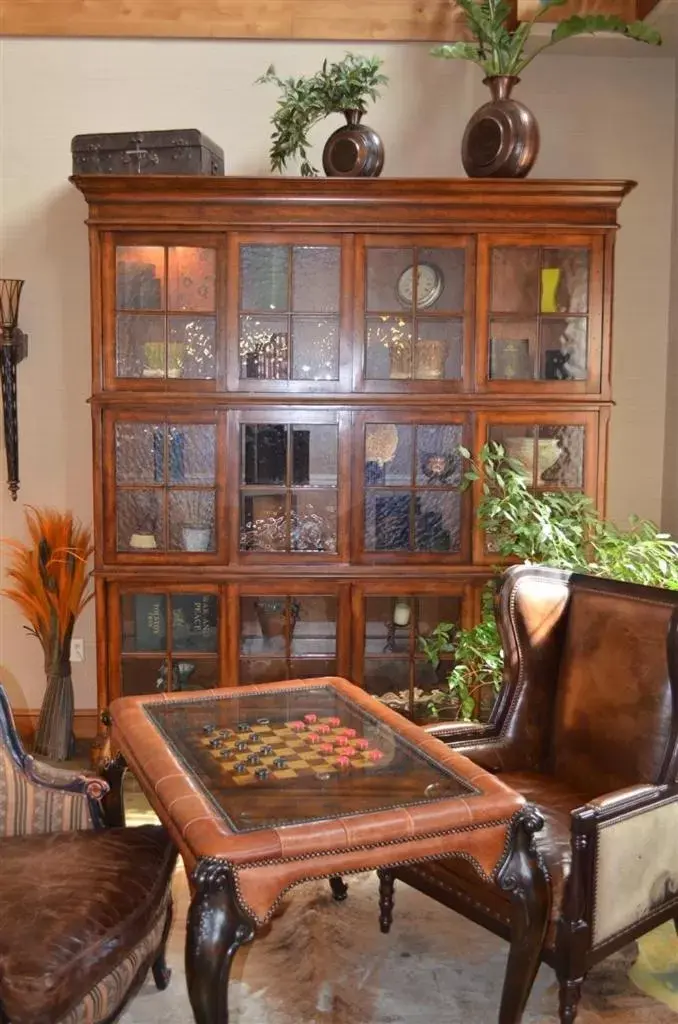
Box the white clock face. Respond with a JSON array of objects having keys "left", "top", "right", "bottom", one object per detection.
[{"left": 396, "top": 262, "right": 443, "bottom": 310}]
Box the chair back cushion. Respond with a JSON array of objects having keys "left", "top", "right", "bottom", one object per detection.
[
  {"left": 551, "top": 574, "right": 678, "bottom": 794},
  {"left": 0, "top": 745, "right": 94, "bottom": 836}
]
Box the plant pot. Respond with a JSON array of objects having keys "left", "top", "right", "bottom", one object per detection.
[
  {"left": 323, "top": 109, "right": 384, "bottom": 178},
  {"left": 181, "top": 524, "right": 212, "bottom": 552},
  {"left": 462, "top": 76, "right": 539, "bottom": 179}
]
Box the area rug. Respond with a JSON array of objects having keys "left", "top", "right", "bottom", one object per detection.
[{"left": 121, "top": 867, "right": 678, "bottom": 1024}]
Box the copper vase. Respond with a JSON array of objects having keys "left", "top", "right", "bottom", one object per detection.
[
  {"left": 462, "top": 76, "right": 539, "bottom": 179},
  {"left": 322, "top": 109, "right": 384, "bottom": 178}
]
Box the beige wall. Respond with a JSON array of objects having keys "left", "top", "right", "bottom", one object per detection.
[
  {"left": 0, "top": 38, "right": 674, "bottom": 710},
  {"left": 663, "top": 59, "right": 678, "bottom": 538}
]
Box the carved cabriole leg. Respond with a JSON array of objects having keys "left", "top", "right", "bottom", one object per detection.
[
  {"left": 185, "top": 858, "right": 255, "bottom": 1024},
  {"left": 151, "top": 900, "right": 174, "bottom": 991},
  {"left": 101, "top": 751, "right": 127, "bottom": 828},
  {"left": 329, "top": 875, "right": 349, "bottom": 901},
  {"left": 496, "top": 806, "right": 550, "bottom": 1024},
  {"left": 378, "top": 868, "right": 395, "bottom": 934},
  {"left": 554, "top": 811, "right": 594, "bottom": 1024}
]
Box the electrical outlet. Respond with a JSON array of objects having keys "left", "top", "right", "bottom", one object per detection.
[{"left": 71, "top": 638, "right": 85, "bottom": 662}]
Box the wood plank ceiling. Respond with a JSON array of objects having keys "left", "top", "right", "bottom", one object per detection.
[{"left": 0, "top": 0, "right": 662, "bottom": 41}]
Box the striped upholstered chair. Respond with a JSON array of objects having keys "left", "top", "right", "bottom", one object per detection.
[{"left": 0, "top": 685, "right": 178, "bottom": 1024}]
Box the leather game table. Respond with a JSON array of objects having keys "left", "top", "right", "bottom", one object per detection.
[{"left": 110, "top": 677, "right": 540, "bottom": 1024}]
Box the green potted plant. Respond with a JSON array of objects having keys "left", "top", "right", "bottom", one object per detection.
[
  {"left": 258, "top": 53, "right": 388, "bottom": 178},
  {"left": 422, "top": 442, "right": 678, "bottom": 721},
  {"left": 432, "top": 0, "right": 661, "bottom": 177}
]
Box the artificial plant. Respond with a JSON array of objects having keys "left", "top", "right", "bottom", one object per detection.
[
  {"left": 431, "top": 0, "right": 661, "bottom": 77},
  {"left": 2, "top": 507, "right": 93, "bottom": 759},
  {"left": 422, "top": 442, "right": 678, "bottom": 720},
  {"left": 258, "top": 53, "right": 388, "bottom": 176}
]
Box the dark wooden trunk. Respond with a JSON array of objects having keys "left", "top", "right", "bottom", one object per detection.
[{"left": 71, "top": 130, "right": 224, "bottom": 176}]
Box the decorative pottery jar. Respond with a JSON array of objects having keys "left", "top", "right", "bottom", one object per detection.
[
  {"left": 462, "top": 76, "right": 539, "bottom": 179},
  {"left": 323, "top": 109, "right": 384, "bottom": 178}
]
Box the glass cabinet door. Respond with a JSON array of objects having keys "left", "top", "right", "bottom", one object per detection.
[
  {"left": 238, "top": 240, "right": 342, "bottom": 386},
  {"left": 109, "top": 415, "right": 219, "bottom": 558},
  {"left": 359, "top": 416, "right": 469, "bottom": 560},
  {"left": 116, "top": 589, "right": 220, "bottom": 698},
  {"left": 362, "top": 240, "right": 469, "bottom": 388},
  {"left": 114, "top": 244, "right": 217, "bottom": 382},
  {"left": 236, "top": 412, "right": 345, "bottom": 560},
  {"left": 358, "top": 587, "right": 469, "bottom": 724},
  {"left": 238, "top": 589, "right": 345, "bottom": 683},
  {"left": 475, "top": 411, "right": 603, "bottom": 562},
  {"left": 479, "top": 236, "right": 602, "bottom": 391}
]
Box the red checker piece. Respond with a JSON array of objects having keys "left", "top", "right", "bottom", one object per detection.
[
  {"left": 341, "top": 728, "right": 357, "bottom": 739},
  {"left": 354, "top": 738, "right": 370, "bottom": 751},
  {"left": 318, "top": 743, "right": 334, "bottom": 755},
  {"left": 335, "top": 755, "right": 351, "bottom": 769},
  {"left": 326, "top": 717, "right": 341, "bottom": 727},
  {"left": 366, "top": 749, "right": 384, "bottom": 762},
  {"left": 342, "top": 746, "right": 356, "bottom": 758},
  {"left": 304, "top": 714, "right": 318, "bottom": 724},
  {"left": 334, "top": 735, "right": 348, "bottom": 746},
  {"left": 307, "top": 733, "right": 323, "bottom": 745},
  {"left": 314, "top": 723, "right": 331, "bottom": 735},
  {"left": 287, "top": 721, "right": 306, "bottom": 732}
]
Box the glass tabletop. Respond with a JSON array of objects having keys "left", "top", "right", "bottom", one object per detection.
[{"left": 144, "top": 684, "right": 478, "bottom": 833}]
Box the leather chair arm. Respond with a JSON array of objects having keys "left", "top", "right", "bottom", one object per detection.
[
  {"left": 568, "top": 783, "right": 678, "bottom": 953},
  {"left": 424, "top": 721, "right": 497, "bottom": 742}
]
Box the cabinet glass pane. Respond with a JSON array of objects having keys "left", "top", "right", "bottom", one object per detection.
[
  {"left": 122, "top": 593, "right": 167, "bottom": 652},
  {"left": 540, "top": 248, "right": 589, "bottom": 314},
  {"left": 540, "top": 317, "right": 587, "bottom": 381},
  {"left": 364, "top": 659, "right": 410, "bottom": 701},
  {"left": 292, "top": 246, "right": 340, "bottom": 312},
  {"left": 167, "top": 247, "right": 216, "bottom": 312},
  {"left": 240, "top": 315, "right": 289, "bottom": 380},
  {"left": 291, "top": 316, "right": 339, "bottom": 381},
  {"left": 241, "top": 246, "right": 289, "bottom": 311},
  {"left": 115, "top": 423, "right": 162, "bottom": 484},
  {"left": 290, "top": 595, "right": 337, "bottom": 656},
  {"left": 240, "top": 595, "right": 337, "bottom": 658},
  {"left": 366, "top": 596, "right": 412, "bottom": 655},
  {"left": 116, "top": 246, "right": 164, "bottom": 310},
  {"left": 169, "top": 491, "right": 216, "bottom": 552},
  {"left": 365, "top": 317, "right": 413, "bottom": 380},
  {"left": 491, "top": 248, "right": 540, "bottom": 314},
  {"left": 417, "top": 248, "right": 465, "bottom": 312},
  {"left": 364, "top": 423, "right": 463, "bottom": 553},
  {"left": 489, "top": 423, "right": 585, "bottom": 489},
  {"left": 489, "top": 321, "right": 537, "bottom": 380},
  {"left": 163, "top": 658, "right": 218, "bottom": 692},
  {"left": 168, "top": 317, "right": 216, "bottom": 380},
  {"left": 117, "top": 490, "right": 164, "bottom": 552},
  {"left": 240, "top": 423, "right": 338, "bottom": 553},
  {"left": 367, "top": 249, "right": 413, "bottom": 312},
  {"left": 415, "top": 319, "right": 463, "bottom": 380},
  {"left": 116, "top": 315, "right": 165, "bottom": 378},
  {"left": 167, "top": 425, "right": 216, "bottom": 485},
  {"left": 239, "top": 659, "right": 289, "bottom": 684},
  {"left": 171, "top": 593, "right": 218, "bottom": 652}
]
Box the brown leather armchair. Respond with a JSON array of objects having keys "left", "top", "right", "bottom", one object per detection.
[
  {"left": 379, "top": 565, "right": 678, "bottom": 1024},
  {"left": 0, "top": 686, "right": 178, "bottom": 1024}
]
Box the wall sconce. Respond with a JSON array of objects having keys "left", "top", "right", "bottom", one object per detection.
[{"left": 0, "top": 280, "right": 27, "bottom": 501}]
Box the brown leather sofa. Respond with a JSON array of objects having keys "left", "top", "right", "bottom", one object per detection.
[
  {"left": 380, "top": 566, "right": 678, "bottom": 1024},
  {"left": 0, "top": 686, "right": 178, "bottom": 1024}
]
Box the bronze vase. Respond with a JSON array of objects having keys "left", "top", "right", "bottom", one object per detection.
[
  {"left": 322, "top": 109, "right": 384, "bottom": 178},
  {"left": 461, "top": 76, "right": 539, "bottom": 179}
]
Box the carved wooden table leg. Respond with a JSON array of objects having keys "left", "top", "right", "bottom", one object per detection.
[
  {"left": 185, "top": 858, "right": 255, "bottom": 1024},
  {"left": 378, "top": 868, "right": 395, "bottom": 934},
  {"left": 329, "top": 875, "right": 348, "bottom": 901},
  {"left": 497, "top": 806, "right": 549, "bottom": 1024}
]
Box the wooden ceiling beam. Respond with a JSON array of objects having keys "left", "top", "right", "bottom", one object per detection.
[{"left": 0, "top": 0, "right": 662, "bottom": 41}]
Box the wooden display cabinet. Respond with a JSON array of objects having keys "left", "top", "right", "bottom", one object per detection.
[{"left": 72, "top": 175, "right": 633, "bottom": 750}]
